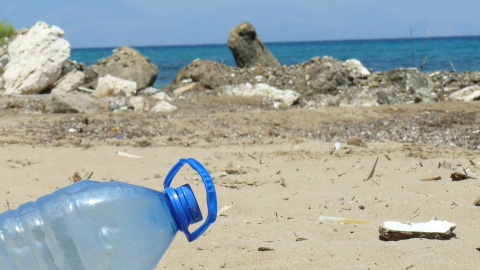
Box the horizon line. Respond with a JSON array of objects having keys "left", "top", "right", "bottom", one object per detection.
[{"left": 71, "top": 34, "right": 480, "bottom": 50}]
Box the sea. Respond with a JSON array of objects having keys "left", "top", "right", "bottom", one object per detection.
[{"left": 70, "top": 36, "right": 480, "bottom": 89}]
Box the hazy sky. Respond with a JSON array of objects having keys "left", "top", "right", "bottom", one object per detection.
[{"left": 1, "top": 0, "right": 479, "bottom": 48}]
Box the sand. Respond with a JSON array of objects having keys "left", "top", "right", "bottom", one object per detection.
[{"left": 1, "top": 99, "right": 480, "bottom": 269}]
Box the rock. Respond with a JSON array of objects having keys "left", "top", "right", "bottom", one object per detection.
[
  {"left": 51, "top": 70, "right": 85, "bottom": 94},
  {"left": 136, "top": 87, "right": 159, "bottom": 96},
  {"left": 152, "top": 92, "right": 173, "bottom": 102},
  {"left": 346, "top": 136, "right": 366, "bottom": 147},
  {"left": 45, "top": 92, "right": 108, "bottom": 113},
  {"left": 2, "top": 22, "right": 70, "bottom": 95},
  {"left": 337, "top": 86, "right": 379, "bottom": 107},
  {"left": 151, "top": 101, "right": 177, "bottom": 112},
  {"left": 343, "top": 59, "right": 371, "bottom": 78},
  {"left": 94, "top": 75, "right": 137, "bottom": 97},
  {"left": 449, "top": 86, "right": 480, "bottom": 101},
  {"left": 105, "top": 96, "right": 130, "bottom": 112},
  {"left": 128, "top": 96, "right": 148, "bottom": 112},
  {"left": 171, "top": 59, "right": 230, "bottom": 89},
  {"left": 299, "top": 57, "right": 350, "bottom": 96},
  {"left": 227, "top": 22, "right": 280, "bottom": 68},
  {"left": 379, "top": 68, "right": 434, "bottom": 103},
  {"left": 375, "top": 87, "right": 402, "bottom": 105},
  {"left": 83, "top": 46, "right": 158, "bottom": 90},
  {"left": 60, "top": 59, "right": 85, "bottom": 78},
  {"left": 223, "top": 83, "right": 300, "bottom": 108}
]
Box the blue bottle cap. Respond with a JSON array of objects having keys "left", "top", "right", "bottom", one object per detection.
[
  {"left": 164, "top": 158, "right": 217, "bottom": 242},
  {"left": 177, "top": 184, "right": 203, "bottom": 224}
]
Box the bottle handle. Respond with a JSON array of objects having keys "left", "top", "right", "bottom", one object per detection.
[{"left": 164, "top": 158, "right": 217, "bottom": 242}]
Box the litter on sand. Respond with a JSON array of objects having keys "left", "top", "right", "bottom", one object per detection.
[
  {"left": 217, "top": 204, "right": 233, "bottom": 217},
  {"left": 379, "top": 219, "right": 456, "bottom": 241},
  {"left": 116, "top": 151, "right": 143, "bottom": 159},
  {"left": 319, "top": 216, "right": 371, "bottom": 224}
]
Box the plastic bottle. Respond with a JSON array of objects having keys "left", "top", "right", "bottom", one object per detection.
[{"left": 0, "top": 158, "right": 217, "bottom": 270}]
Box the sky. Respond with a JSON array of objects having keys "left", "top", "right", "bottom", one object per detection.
[{"left": 1, "top": 0, "right": 479, "bottom": 48}]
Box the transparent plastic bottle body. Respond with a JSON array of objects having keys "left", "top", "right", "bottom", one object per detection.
[{"left": 0, "top": 180, "right": 178, "bottom": 270}]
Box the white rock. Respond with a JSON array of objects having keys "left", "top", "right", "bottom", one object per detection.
[
  {"left": 51, "top": 70, "right": 85, "bottom": 94},
  {"left": 136, "top": 87, "right": 159, "bottom": 96},
  {"left": 339, "top": 87, "right": 378, "bottom": 107},
  {"left": 449, "top": 85, "right": 480, "bottom": 102},
  {"left": 224, "top": 83, "right": 301, "bottom": 107},
  {"left": 129, "top": 96, "right": 148, "bottom": 112},
  {"left": 94, "top": 74, "right": 137, "bottom": 97},
  {"left": 152, "top": 92, "right": 173, "bottom": 102},
  {"left": 3, "top": 22, "right": 71, "bottom": 95},
  {"left": 343, "top": 59, "right": 371, "bottom": 78},
  {"left": 151, "top": 101, "right": 177, "bottom": 112}
]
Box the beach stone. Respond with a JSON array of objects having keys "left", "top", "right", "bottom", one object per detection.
[
  {"left": 2, "top": 22, "right": 70, "bottom": 95},
  {"left": 228, "top": 22, "right": 280, "bottom": 68},
  {"left": 83, "top": 46, "right": 158, "bottom": 90},
  {"left": 51, "top": 70, "right": 85, "bottom": 94},
  {"left": 223, "top": 83, "right": 300, "bottom": 108},
  {"left": 94, "top": 75, "right": 137, "bottom": 97},
  {"left": 151, "top": 101, "right": 177, "bottom": 112},
  {"left": 343, "top": 59, "right": 371, "bottom": 78},
  {"left": 347, "top": 136, "right": 366, "bottom": 147},
  {"left": 449, "top": 86, "right": 480, "bottom": 101},
  {"left": 105, "top": 96, "right": 130, "bottom": 112},
  {"left": 153, "top": 92, "right": 173, "bottom": 102},
  {"left": 45, "top": 91, "right": 108, "bottom": 113},
  {"left": 128, "top": 96, "right": 148, "bottom": 111},
  {"left": 136, "top": 87, "right": 159, "bottom": 96},
  {"left": 172, "top": 59, "right": 230, "bottom": 89}
]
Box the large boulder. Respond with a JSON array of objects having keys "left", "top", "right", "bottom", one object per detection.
[
  {"left": 45, "top": 92, "right": 108, "bottom": 113},
  {"left": 84, "top": 46, "right": 158, "bottom": 90},
  {"left": 94, "top": 75, "right": 137, "bottom": 97},
  {"left": 2, "top": 22, "right": 70, "bottom": 95},
  {"left": 228, "top": 22, "right": 280, "bottom": 68}
]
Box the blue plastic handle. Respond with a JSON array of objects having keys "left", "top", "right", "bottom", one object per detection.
[{"left": 164, "top": 158, "right": 217, "bottom": 242}]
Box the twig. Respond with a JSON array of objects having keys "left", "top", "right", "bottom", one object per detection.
[
  {"left": 449, "top": 60, "right": 456, "bottom": 73},
  {"left": 410, "top": 26, "right": 416, "bottom": 67},
  {"left": 365, "top": 157, "right": 379, "bottom": 181}
]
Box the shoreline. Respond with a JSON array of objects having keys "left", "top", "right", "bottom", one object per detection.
[{"left": 69, "top": 34, "right": 480, "bottom": 50}]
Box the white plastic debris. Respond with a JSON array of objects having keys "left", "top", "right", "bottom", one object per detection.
[{"left": 379, "top": 219, "right": 456, "bottom": 241}]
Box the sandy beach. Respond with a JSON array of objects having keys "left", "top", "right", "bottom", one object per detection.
[{"left": 1, "top": 98, "right": 480, "bottom": 269}]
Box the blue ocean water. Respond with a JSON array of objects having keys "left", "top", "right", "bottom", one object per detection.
[{"left": 70, "top": 36, "right": 480, "bottom": 89}]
